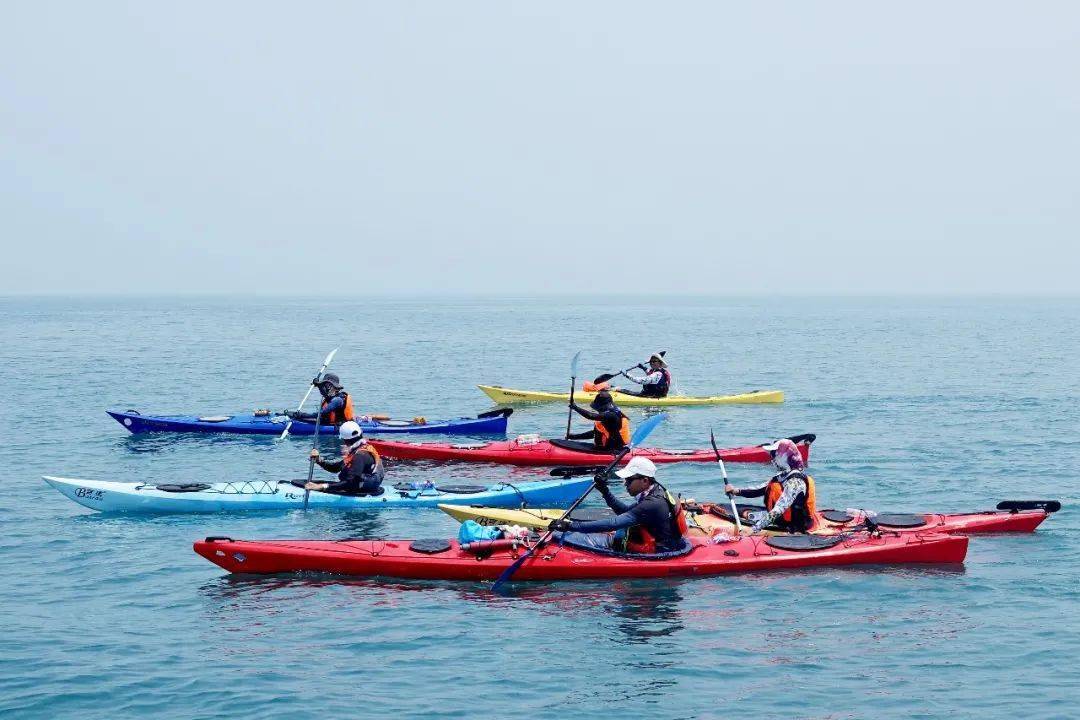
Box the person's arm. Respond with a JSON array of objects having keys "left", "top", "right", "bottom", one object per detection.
[
  {"left": 570, "top": 403, "right": 602, "bottom": 421},
  {"left": 626, "top": 370, "right": 662, "bottom": 387},
  {"left": 750, "top": 477, "right": 806, "bottom": 532},
  {"left": 596, "top": 480, "right": 632, "bottom": 514},
  {"left": 315, "top": 456, "right": 343, "bottom": 473},
  {"left": 724, "top": 477, "right": 770, "bottom": 498},
  {"left": 566, "top": 510, "right": 638, "bottom": 534},
  {"left": 567, "top": 430, "right": 595, "bottom": 440}
]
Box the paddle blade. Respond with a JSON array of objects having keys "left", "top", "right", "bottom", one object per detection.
[
  {"left": 323, "top": 347, "right": 340, "bottom": 367},
  {"left": 709, "top": 427, "right": 724, "bottom": 462},
  {"left": 570, "top": 350, "right": 583, "bottom": 379},
  {"left": 593, "top": 373, "right": 617, "bottom": 384},
  {"left": 492, "top": 550, "right": 531, "bottom": 592},
  {"left": 996, "top": 500, "right": 1061, "bottom": 513},
  {"left": 630, "top": 413, "right": 666, "bottom": 447}
]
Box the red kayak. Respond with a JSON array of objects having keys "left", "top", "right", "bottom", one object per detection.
[
  {"left": 368, "top": 433, "right": 815, "bottom": 467},
  {"left": 692, "top": 500, "right": 1061, "bottom": 536},
  {"left": 194, "top": 530, "right": 966, "bottom": 581}
]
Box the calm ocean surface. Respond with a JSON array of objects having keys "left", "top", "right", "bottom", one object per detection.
[{"left": 1, "top": 296, "right": 1077, "bottom": 719}]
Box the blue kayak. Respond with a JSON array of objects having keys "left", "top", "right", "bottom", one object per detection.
[
  {"left": 42, "top": 475, "right": 588, "bottom": 514},
  {"left": 106, "top": 408, "right": 511, "bottom": 436}
]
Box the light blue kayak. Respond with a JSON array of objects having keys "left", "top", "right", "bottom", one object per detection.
[{"left": 43, "top": 475, "right": 589, "bottom": 514}]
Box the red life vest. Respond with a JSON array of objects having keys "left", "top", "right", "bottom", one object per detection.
[{"left": 321, "top": 392, "right": 355, "bottom": 425}]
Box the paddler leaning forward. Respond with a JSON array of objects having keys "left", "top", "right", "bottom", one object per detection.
[{"left": 547, "top": 457, "right": 688, "bottom": 553}]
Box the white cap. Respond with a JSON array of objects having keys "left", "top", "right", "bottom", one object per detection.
[
  {"left": 338, "top": 421, "right": 364, "bottom": 442},
  {"left": 615, "top": 456, "right": 657, "bottom": 479}
]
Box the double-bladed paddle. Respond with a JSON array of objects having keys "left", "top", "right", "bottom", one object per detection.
[
  {"left": 593, "top": 350, "right": 666, "bottom": 384},
  {"left": 710, "top": 428, "right": 742, "bottom": 535},
  {"left": 280, "top": 347, "right": 339, "bottom": 440},
  {"left": 493, "top": 412, "right": 667, "bottom": 592},
  {"left": 565, "top": 351, "right": 582, "bottom": 440}
]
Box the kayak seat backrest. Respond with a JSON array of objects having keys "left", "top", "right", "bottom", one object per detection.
[
  {"left": 558, "top": 536, "right": 695, "bottom": 560},
  {"left": 764, "top": 534, "right": 843, "bottom": 552},
  {"left": 820, "top": 509, "right": 855, "bottom": 523},
  {"left": 548, "top": 438, "right": 611, "bottom": 455},
  {"left": 706, "top": 503, "right": 766, "bottom": 522},
  {"left": 410, "top": 539, "right": 452, "bottom": 554},
  {"left": 874, "top": 513, "right": 927, "bottom": 528},
  {"left": 155, "top": 483, "right": 213, "bottom": 493},
  {"left": 435, "top": 485, "right": 488, "bottom": 495}
]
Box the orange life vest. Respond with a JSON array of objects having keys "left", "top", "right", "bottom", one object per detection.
[
  {"left": 765, "top": 472, "right": 816, "bottom": 531},
  {"left": 594, "top": 414, "right": 631, "bottom": 450},
  {"left": 342, "top": 443, "right": 385, "bottom": 485},
  {"left": 625, "top": 487, "right": 689, "bottom": 554},
  {"left": 321, "top": 392, "right": 355, "bottom": 425}
]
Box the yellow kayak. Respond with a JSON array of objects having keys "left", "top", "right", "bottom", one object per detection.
[
  {"left": 477, "top": 384, "right": 784, "bottom": 406},
  {"left": 439, "top": 503, "right": 724, "bottom": 536}
]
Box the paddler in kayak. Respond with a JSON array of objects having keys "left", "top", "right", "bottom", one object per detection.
[
  {"left": 724, "top": 438, "right": 816, "bottom": 533},
  {"left": 617, "top": 352, "right": 672, "bottom": 398},
  {"left": 567, "top": 390, "right": 631, "bottom": 452},
  {"left": 305, "top": 421, "right": 386, "bottom": 496},
  {"left": 285, "top": 373, "right": 367, "bottom": 425},
  {"left": 547, "top": 457, "right": 688, "bottom": 553}
]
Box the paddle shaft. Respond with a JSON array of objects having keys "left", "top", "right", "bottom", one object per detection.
[
  {"left": 302, "top": 409, "right": 326, "bottom": 510},
  {"left": 494, "top": 449, "right": 625, "bottom": 590},
  {"left": 492, "top": 411, "right": 665, "bottom": 591},
  {"left": 596, "top": 351, "right": 666, "bottom": 384},
  {"left": 565, "top": 375, "right": 575, "bottom": 440},
  {"left": 710, "top": 429, "right": 742, "bottom": 534},
  {"left": 565, "top": 351, "right": 582, "bottom": 441}
]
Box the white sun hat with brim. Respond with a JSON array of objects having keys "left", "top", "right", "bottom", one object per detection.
[{"left": 615, "top": 456, "right": 658, "bottom": 479}]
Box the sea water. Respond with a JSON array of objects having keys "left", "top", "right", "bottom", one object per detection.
[{"left": 1, "top": 296, "right": 1077, "bottom": 718}]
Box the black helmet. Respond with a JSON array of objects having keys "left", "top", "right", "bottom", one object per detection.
[{"left": 590, "top": 390, "right": 614, "bottom": 410}]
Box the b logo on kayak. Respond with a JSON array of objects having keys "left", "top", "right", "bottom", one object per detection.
[{"left": 74, "top": 487, "right": 105, "bottom": 501}]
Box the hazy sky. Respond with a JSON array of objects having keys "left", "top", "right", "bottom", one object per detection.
[{"left": 2, "top": 2, "right": 1077, "bottom": 295}]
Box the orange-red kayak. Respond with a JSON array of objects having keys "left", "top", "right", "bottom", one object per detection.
[{"left": 194, "top": 530, "right": 966, "bottom": 581}]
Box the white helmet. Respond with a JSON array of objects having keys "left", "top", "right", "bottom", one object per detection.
[
  {"left": 338, "top": 421, "right": 364, "bottom": 443},
  {"left": 615, "top": 456, "right": 657, "bottom": 479}
]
